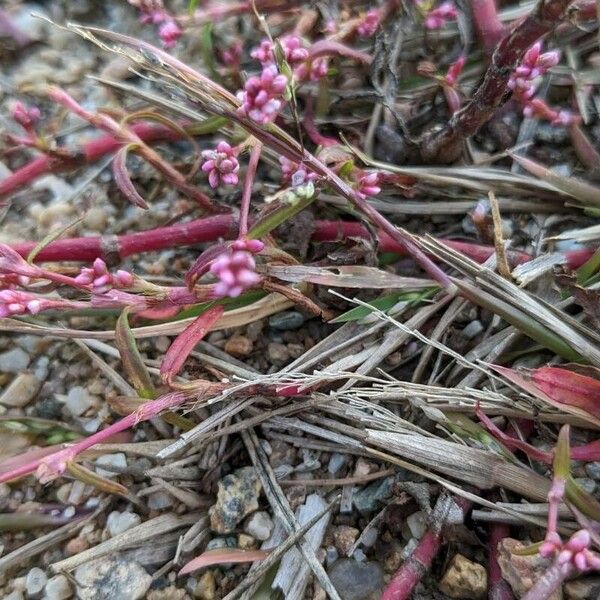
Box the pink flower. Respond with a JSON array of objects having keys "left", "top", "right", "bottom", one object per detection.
[
  {"left": 357, "top": 172, "right": 381, "bottom": 198},
  {"left": 158, "top": 19, "right": 182, "bottom": 48},
  {"left": 0, "top": 289, "right": 79, "bottom": 317},
  {"left": 357, "top": 9, "right": 380, "bottom": 37},
  {"left": 221, "top": 41, "right": 242, "bottom": 67},
  {"left": 424, "top": 1, "right": 458, "bottom": 29},
  {"left": 251, "top": 36, "right": 309, "bottom": 67},
  {"left": 445, "top": 55, "right": 465, "bottom": 86},
  {"left": 294, "top": 58, "right": 328, "bottom": 82},
  {"left": 75, "top": 258, "right": 134, "bottom": 293},
  {"left": 201, "top": 141, "right": 240, "bottom": 188},
  {"left": 11, "top": 101, "right": 41, "bottom": 131},
  {"left": 237, "top": 65, "right": 288, "bottom": 125},
  {"left": 210, "top": 249, "right": 262, "bottom": 298},
  {"left": 279, "top": 156, "right": 319, "bottom": 186}
]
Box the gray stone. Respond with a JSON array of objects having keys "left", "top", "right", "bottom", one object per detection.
[
  {"left": 406, "top": 510, "right": 427, "bottom": 540},
  {"left": 106, "top": 511, "right": 141, "bottom": 537},
  {"left": 0, "top": 348, "right": 31, "bottom": 373},
  {"left": 462, "top": 320, "right": 484, "bottom": 340},
  {"left": 95, "top": 453, "right": 127, "bottom": 478},
  {"left": 25, "top": 567, "right": 47, "bottom": 598},
  {"left": 353, "top": 477, "right": 393, "bottom": 515},
  {"left": 574, "top": 477, "right": 596, "bottom": 495},
  {"left": 268, "top": 311, "right": 305, "bottom": 331},
  {"left": 585, "top": 461, "right": 600, "bottom": 481},
  {"left": 267, "top": 342, "right": 290, "bottom": 365},
  {"left": 74, "top": 558, "right": 151, "bottom": 600},
  {"left": 243, "top": 510, "right": 274, "bottom": 541},
  {"left": 328, "top": 559, "right": 385, "bottom": 600},
  {"left": 328, "top": 453, "right": 348, "bottom": 475},
  {"left": 565, "top": 576, "right": 600, "bottom": 599},
  {"left": 4, "top": 592, "right": 24, "bottom": 600},
  {"left": 206, "top": 536, "right": 237, "bottom": 551},
  {"left": 147, "top": 491, "right": 173, "bottom": 510},
  {"left": 44, "top": 574, "right": 72, "bottom": 600},
  {"left": 209, "top": 467, "right": 262, "bottom": 533},
  {"left": 65, "top": 386, "right": 94, "bottom": 417},
  {"left": 0, "top": 373, "right": 41, "bottom": 407}
]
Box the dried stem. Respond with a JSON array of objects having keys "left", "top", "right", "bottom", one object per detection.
[{"left": 239, "top": 142, "right": 262, "bottom": 238}]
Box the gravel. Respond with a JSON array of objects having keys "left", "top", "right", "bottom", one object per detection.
[{"left": 0, "top": 348, "right": 31, "bottom": 373}]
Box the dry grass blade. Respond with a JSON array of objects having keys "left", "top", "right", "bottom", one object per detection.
[
  {"left": 240, "top": 428, "right": 342, "bottom": 600},
  {"left": 51, "top": 513, "right": 201, "bottom": 572},
  {"left": 366, "top": 430, "right": 550, "bottom": 501}
]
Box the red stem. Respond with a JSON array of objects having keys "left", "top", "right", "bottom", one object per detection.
[
  {"left": 8, "top": 216, "right": 536, "bottom": 267},
  {"left": 469, "top": 0, "right": 506, "bottom": 54},
  {"left": 0, "top": 122, "right": 182, "bottom": 200},
  {"left": 488, "top": 523, "right": 515, "bottom": 600},
  {"left": 381, "top": 496, "right": 472, "bottom": 600}
]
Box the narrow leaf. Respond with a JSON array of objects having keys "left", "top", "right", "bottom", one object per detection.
[
  {"left": 27, "top": 215, "right": 85, "bottom": 264},
  {"left": 66, "top": 461, "right": 130, "bottom": 497},
  {"left": 112, "top": 144, "right": 149, "bottom": 209},
  {"left": 510, "top": 152, "right": 600, "bottom": 208},
  {"left": 179, "top": 548, "right": 269, "bottom": 575},
  {"left": 491, "top": 365, "right": 600, "bottom": 428},
  {"left": 553, "top": 425, "right": 571, "bottom": 480},
  {"left": 115, "top": 309, "right": 156, "bottom": 399},
  {"left": 565, "top": 475, "right": 600, "bottom": 521},
  {"left": 160, "top": 305, "right": 224, "bottom": 383}
]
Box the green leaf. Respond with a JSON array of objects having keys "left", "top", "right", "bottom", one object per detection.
[
  {"left": 247, "top": 186, "right": 316, "bottom": 240},
  {"left": 331, "top": 289, "right": 436, "bottom": 323},
  {"left": 200, "top": 23, "right": 218, "bottom": 79},
  {"left": 27, "top": 215, "right": 85, "bottom": 264},
  {"left": 166, "top": 290, "right": 267, "bottom": 321},
  {"left": 565, "top": 475, "right": 600, "bottom": 521},
  {"left": 115, "top": 309, "right": 155, "bottom": 399},
  {"left": 553, "top": 425, "right": 571, "bottom": 479},
  {"left": 67, "top": 461, "right": 130, "bottom": 498},
  {"left": 577, "top": 248, "right": 600, "bottom": 284}
]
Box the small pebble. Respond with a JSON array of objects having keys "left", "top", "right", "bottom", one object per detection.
[
  {"left": 333, "top": 525, "right": 359, "bottom": 557},
  {"left": 406, "top": 511, "right": 427, "bottom": 540},
  {"left": 194, "top": 571, "right": 216, "bottom": 600},
  {"left": 74, "top": 558, "right": 151, "bottom": 600},
  {"left": 328, "top": 453, "right": 347, "bottom": 476},
  {"left": 326, "top": 546, "right": 339, "bottom": 566},
  {"left": 243, "top": 511, "right": 274, "bottom": 541},
  {"left": 584, "top": 461, "right": 600, "bottom": 481},
  {"left": 462, "top": 320, "right": 484, "bottom": 340},
  {"left": 574, "top": 477, "right": 596, "bottom": 495},
  {"left": 439, "top": 554, "right": 487, "bottom": 599},
  {"left": 25, "top": 567, "right": 47, "bottom": 598},
  {"left": 0, "top": 348, "right": 31, "bottom": 373},
  {"left": 95, "top": 453, "right": 127, "bottom": 478},
  {"left": 328, "top": 559, "right": 385, "bottom": 600},
  {"left": 268, "top": 311, "right": 305, "bottom": 331},
  {"left": 0, "top": 373, "right": 41, "bottom": 407},
  {"left": 65, "top": 386, "right": 94, "bottom": 417},
  {"left": 44, "top": 574, "right": 72, "bottom": 600},
  {"left": 106, "top": 511, "right": 141, "bottom": 537},
  {"left": 84, "top": 207, "right": 108, "bottom": 231},
  {"left": 147, "top": 491, "right": 173, "bottom": 511},
  {"left": 267, "top": 343, "right": 290, "bottom": 365},
  {"left": 237, "top": 533, "right": 257, "bottom": 549},
  {"left": 224, "top": 336, "right": 253, "bottom": 357},
  {"left": 4, "top": 592, "right": 24, "bottom": 600}
]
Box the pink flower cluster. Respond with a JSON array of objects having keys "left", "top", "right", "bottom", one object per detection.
[
  {"left": 508, "top": 43, "right": 576, "bottom": 125},
  {"left": 0, "top": 290, "right": 73, "bottom": 317},
  {"left": 540, "top": 530, "right": 600, "bottom": 572},
  {"left": 210, "top": 239, "right": 264, "bottom": 298},
  {"left": 74, "top": 258, "right": 134, "bottom": 293},
  {"left": 11, "top": 101, "right": 41, "bottom": 131},
  {"left": 133, "top": 0, "right": 182, "bottom": 48},
  {"left": 357, "top": 9, "right": 380, "bottom": 37},
  {"left": 279, "top": 156, "right": 319, "bottom": 187},
  {"left": 251, "top": 36, "right": 309, "bottom": 67},
  {"left": 424, "top": 1, "right": 458, "bottom": 29},
  {"left": 220, "top": 41, "right": 242, "bottom": 67},
  {"left": 237, "top": 65, "right": 288, "bottom": 125},
  {"left": 509, "top": 42, "right": 560, "bottom": 103},
  {"left": 201, "top": 141, "right": 240, "bottom": 188},
  {"left": 294, "top": 58, "right": 329, "bottom": 82},
  {"left": 357, "top": 172, "right": 381, "bottom": 199}
]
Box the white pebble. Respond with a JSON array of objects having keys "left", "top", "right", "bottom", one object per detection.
[
  {"left": 44, "top": 574, "right": 72, "bottom": 600},
  {"left": 106, "top": 511, "right": 141, "bottom": 537},
  {"left": 95, "top": 453, "right": 127, "bottom": 478},
  {"left": 65, "top": 386, "right": 94, "bottom": 417},
  {"left": 147, "top": 491, "right": 173, "bottom": 510},
  {"left": 0, "top": 348, "right": 31, "bottom": 373},
  {"left": 243, "top": 511, "right": 274, "bottom": 541},
  {"left": 25, "top": 567, "right": 47, "bottom": 597},
  {"left": 406, "top": 511, "right": 427, "bottom": 540}
]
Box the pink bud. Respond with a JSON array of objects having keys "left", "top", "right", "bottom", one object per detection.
[{"left": 566, "top": 530, "right": 591, "bottom": 553}]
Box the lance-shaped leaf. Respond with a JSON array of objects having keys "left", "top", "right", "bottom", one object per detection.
[
  {"left": 179, "top": 548, "right": 270, "bottom": 575},
  {"left": 160, "top": 305, "right": 224, "bottom": 384},
  {"left": 532, "top": 366, "right": 600, "bottom": 421},
  {"left": 66, "top": 461, "right": 130, "bottom": 498},
  {"left": 115, "top": 309, "right": 155, "bottom": 399},
  {"left": 490, "top": 364, "right": 600, "bottom": 428},
  {"left": 510, "top": 152, "right": 600, "bottom": 209},
  {"left": 112, "top": 143, "right": 148, "bottom": 209}
]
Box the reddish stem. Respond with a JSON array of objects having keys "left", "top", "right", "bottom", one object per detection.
[
  {"left": 0, "top": 122, "right": 183, "bottom": 200},
  {"left": 8, "top": 216, "right": 535, "bottom": 267},
  {"left": 489, "top": 523, "right": 515, "bottom": 600},
  {"left": 381, "top": 496, "right": 472, "bottom": 600},
  {"left": 469, "top": 0, "right": 506, "bottom": 54}
]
